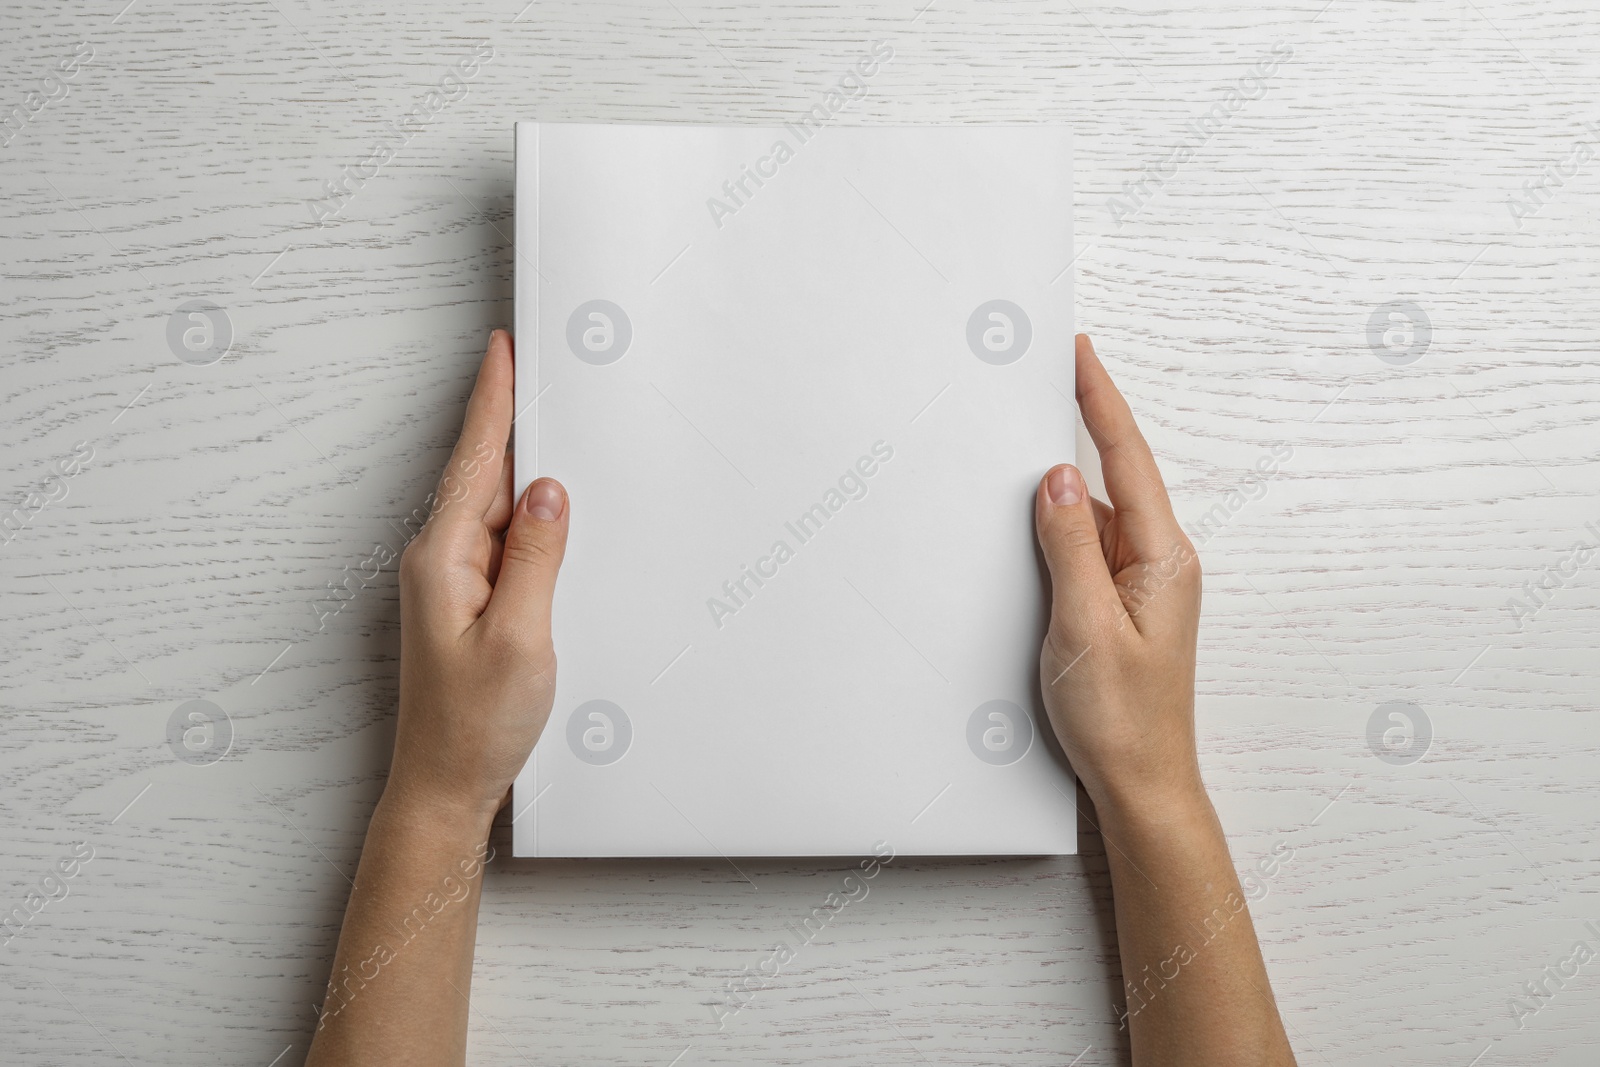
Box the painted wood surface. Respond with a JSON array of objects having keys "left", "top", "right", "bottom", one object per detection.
[{"left": 2, "top": 0, "right": 1597, "bottom": 1064}]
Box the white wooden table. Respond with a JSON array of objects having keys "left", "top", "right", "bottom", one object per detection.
[{"left": 3, "top": 1, "right": 1597, "bottom": 1063}]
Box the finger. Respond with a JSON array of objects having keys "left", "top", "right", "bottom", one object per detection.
[
  {"left": 1091, "top": 495, "right": 1113, "bottom": 538},
  {"left": 433, "top": 330, "right": 515, "bottom": 530},
  {"left": 481, "top": 477, "right": 569, "bottom": 641},
  {"left": 484, "top": 458, "right": 515, "bottom": 587},
  {"left": 1036, "top": 464, "right": 1126, "bottom": 644},
  {"left": 485, "top": 447, "right": 515, "bottom": 534},
  {"left": 1074, "top": 334, "right": 1183, "bottom": 554}
]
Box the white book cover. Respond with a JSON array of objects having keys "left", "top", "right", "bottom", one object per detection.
[{"left": 512, "top": 120, "right": 1077, "bottom": 857}]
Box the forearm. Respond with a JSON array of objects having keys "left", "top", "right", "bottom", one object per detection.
[
  {"left": 1097, "top": 784, "right": 1295, "bottom": 1067},
  {"left": 305, "top": 789, "right": 496, "bottom": 1067}
]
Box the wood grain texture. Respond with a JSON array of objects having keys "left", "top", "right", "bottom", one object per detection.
[{"left": 2, "top": 0, "right": 1598, "bottom": 1063}]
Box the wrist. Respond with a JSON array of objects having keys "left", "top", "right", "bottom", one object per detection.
[
  {"left": 375, "top": 778, "right": 498, "bottom": 848},
  {"left": 1085, "top": 767, "right": 1213, "bottom": 836}
]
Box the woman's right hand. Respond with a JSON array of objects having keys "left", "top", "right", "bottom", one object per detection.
[{"left": 1033, "top": 334, "right": 1206, "bottom": 820}]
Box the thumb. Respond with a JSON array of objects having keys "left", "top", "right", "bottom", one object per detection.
[
  {"left": 486, "top": 478, "right": 569, "bottom": 636},
  {"left": 1035, "top": 465, "right": 1122, "bottom": 641}
]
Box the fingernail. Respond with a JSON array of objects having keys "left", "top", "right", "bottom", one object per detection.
[
  {"left": 1047, "top": 466, "right": 1083, "bottom": 506},
  {"left": 522, "top": 478, "right": 564, "bottom": 522}
]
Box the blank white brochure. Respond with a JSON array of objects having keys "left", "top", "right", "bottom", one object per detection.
[{"left": 513, "top": 121, "right": 1077, "bottom": 857}]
